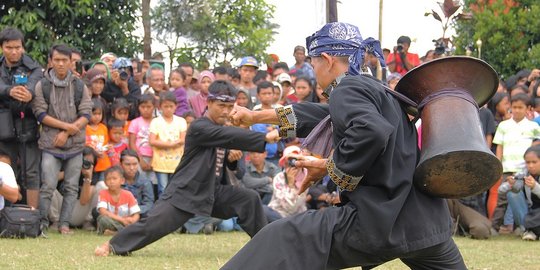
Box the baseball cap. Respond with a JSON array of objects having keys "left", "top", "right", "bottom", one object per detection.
[
  {"left": 276, "top": 73, "right": 292, "bottom": 84},
  {"left": 113, "top": 57, "right": 132, "bottom": 69},
  {"left": 278, "top": 145, "right": 302, "bottom": 168},
  {"left": 239, "top": 56, "right": 259, "bottom": 69}
]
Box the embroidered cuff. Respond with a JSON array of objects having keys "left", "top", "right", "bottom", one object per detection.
[
  {"left": 326, "top": 158, "right": 363, "bottom": 191},
  {"left": 276, "top": 105, "right": 297, "bottom": 138}
]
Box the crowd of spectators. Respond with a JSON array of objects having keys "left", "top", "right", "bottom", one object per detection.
[{"left": 1, "top": 25, "right": 540, "bottom": 243}]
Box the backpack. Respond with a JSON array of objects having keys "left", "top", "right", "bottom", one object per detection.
[{"left": 40, "top": 78, "right": 85, "bottom": 108}]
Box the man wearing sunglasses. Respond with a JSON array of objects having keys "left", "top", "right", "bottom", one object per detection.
[{"left": 96, "top": 80, "right": 280, "bottom": 256}]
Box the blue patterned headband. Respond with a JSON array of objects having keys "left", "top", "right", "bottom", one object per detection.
[{"left": 306, "top": 22, "right": 386, "bottom": 76}]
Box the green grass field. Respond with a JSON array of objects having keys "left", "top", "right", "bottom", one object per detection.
[{"left": 0, "top": 230, "right": 537, "bottom": 269}]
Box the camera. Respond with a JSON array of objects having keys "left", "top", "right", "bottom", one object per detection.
[
  {"left": 13, "top": 74, "right": 28, "bottom": 85},
  {"left": 512, "top": 171, "right": 527, "bottom": 191},
  {"left": 82, "top": 159, "right": 93, "bottom": 170},
  {"left": 396, "top": 43, "right": 404, "bottom": 53},
  {"left": 75, "top": 61, "right": 83, "bottom": 74},
  {"left": 433, "top": 40, "right": 446, "bottom": 56},
  {"left": 118, "top": 67, "right": 129, "bottom": 81},
  {"left": 288, "top": 158, "right": 297, "bottom": 167}
]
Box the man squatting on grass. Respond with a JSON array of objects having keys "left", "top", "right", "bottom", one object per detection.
[
  {"left": 223, "top": 22, "right": 466, "bottom": 269},
  {"left": 95, "top": 80, "right": 280, "bottom": 256}
]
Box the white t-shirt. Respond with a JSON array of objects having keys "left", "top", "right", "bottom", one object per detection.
[{"left": 0, "top": 161, "right": 18, "bottom": 210}]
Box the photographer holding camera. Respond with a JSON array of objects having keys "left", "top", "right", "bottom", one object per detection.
[
  {"left": 101, "top": 57, "right": 141, "bottom": 120},
  {"left": 386, "top": 35, "right": 420, "bottom": 76},
  {"left": 0, "top": 27, "right": 43, "bottom": 209}
]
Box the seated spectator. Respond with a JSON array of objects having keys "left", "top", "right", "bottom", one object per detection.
[
  {"left": 0, "top": 149, "right": 21, "bottom": 209},
  {"left": 96, "top": 166, "right": 140, "bottom": 235},
  {"left": 446, "top": 199, "right": 493, "bottom": 239},
  {"left": 265, "top": 146, "right": 309, "bottom": 222},
  {"left": 49, "top": 147, "right": 107, "bottom": 231},
  {"left": 502, "top": 145, "right": 540, "bottom": 240},
  {"left": 242, "top": 151, "right": 279, "bottom": 205},
  {"left": 307, "top": 175, "right": 340, "bottom": 209},
  {"left": 119, "top": 149, "right": 154, "bottom": 218}
]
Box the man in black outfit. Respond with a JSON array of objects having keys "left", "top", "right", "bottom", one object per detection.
[
  {"left": 225, "top": 22, "right": 465, "bottom": 269},
  {"left": 95, "top": 80, "right": 278, "bottom": 256}
]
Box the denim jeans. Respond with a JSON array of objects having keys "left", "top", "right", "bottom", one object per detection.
[
  {"left": 507, "top": 191, "right": 529, "bottom": 227},
  {"left": 155, "top": 172, "right": 173, "bottom": 198},
  {"left": 39, "top": 152, "right": 82, "bottom": 228}
]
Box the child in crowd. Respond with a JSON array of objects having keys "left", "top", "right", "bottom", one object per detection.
[
  {"left": 86, "top": 98, "right": 111, "bottom": 181},
  {"left": 293, "top": 77, "right": 313, "bottom": 103},
  {"left": 0, "top": 149, "right": 20, "bottom": 210},
  {"left": 182, "top": 111, "right": 196, "bottom": 129},
  {"left": 107, "top": 119, "right": 128, "bottom": 166},
  {"left": 492, "top": 93, "right": 540, "bottom": 234},
  {"left": 96, "top": 166, "right": 140, "bottom": 235},
  {"left": 128, "top": 94, "right": 156, "bottom": 184},
  {"left": 251, "top": 81, "right": 282, "bottom": 165},
  {"left": 169, "top": 68, "right": 190, "bottom": 117},
  {"left": 189, "top": 70, "right": 215, "bottom": 117},
  {"left": 271, "top": 81, "right": 283, "bottom": 105},
  {"left": 110, "top": 98, "right": 131, "bottom": 144},
  {"left": 149, "top": 92, "right": 187, "bottom": 197},
  {"left": 235, "top": 89, "right": 252, "bottom": 109}
]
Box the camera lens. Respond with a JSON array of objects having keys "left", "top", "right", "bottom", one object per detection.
[
  {"left": 119, "top": 70, "right": 129, "bottom": 80},
  {"left": 397, "top": 44, "right": 403, "bottom": 52},
  {"left": 288, "top": 158, "right": 297, "bottom": 167},
  {"left": 82, "top": 159, "right": 93, "bottom": 169}
]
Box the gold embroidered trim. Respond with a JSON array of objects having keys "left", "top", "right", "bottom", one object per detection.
[{"left": 326, "top": 158, "right": 362, "bottom": 191}]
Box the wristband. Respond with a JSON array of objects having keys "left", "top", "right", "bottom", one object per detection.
[{"left": 83, "top": 178, "right": 92, "bottom": 184}]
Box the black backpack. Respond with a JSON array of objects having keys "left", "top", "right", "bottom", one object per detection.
[{"left": 40, "top": 78, "right": 85, "bottom": 108}]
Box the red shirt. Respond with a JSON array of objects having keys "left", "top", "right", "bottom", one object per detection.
[{"left": 386, "top": 52, "right": 420, "bottom": 75}]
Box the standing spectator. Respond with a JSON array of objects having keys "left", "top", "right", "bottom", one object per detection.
[
  {"left": 0, "top": 27, "right": 43, "bottom": 209},
  {"left": 141, "top": 65, "right": 166, "bottom": 96},
  {"left": 85, "top": 98, "right": 111, "bottom": 181},
  {"left": 237, "top": 57, "right": 259, "bottom": 104},
  {"left": 179, "top": 62, "right": 198, "bottom": 99},
  {"left": 149, "top": 92, "right": 187, "bottom": 197},
  {"left": 101, "top": 57, "right": 141, "bottom": 120},
  {"left": 386, "top": 35, "right": 420, "bottom": 76},
  {"left": 96, "top": 166, "right": 140, "bottom": 235},
  {"left": 0, "top": 149, "right": 21, "bottom": 210},
  {"left": 492, "top": 93, "right": 540, "bottom": 234},
  {"left": 289, "top": 45, "right": 315, "bottom": 81},
  {"left": 119, "top": 149, "right": 154, "bottom": 218},
  {"left": 128, "top": 94, "right": 156, "bottom": 186},
  {"left": 84, "top": 68, "right": 108, "bottom": 119},
  {"left": 100, "top": 52, "right": 116, "bottom": 71},
  {"left": 109, "top": 97, "right": 131, "bottom": 144},
  {"left": 189, "top": 71, "right": 215, "bottom": 118},
  {"left": 70, "top": 47, "right": 83, "bottom": 78},
  {"left": 293, "top": 77, "right": 314, "bottom": 103},
  {"left": 32, "top": 44, "right": 93, "bottom": 235},
  {"left": 107, "top": 119, "right": 128, "bottom": 166},
  {"left": 271, "top": 62, "right": 289, "bottom": 80},
  {"left": 213, "top": 66, "right": 230, "bottom": 81},
  {"left": 169, "top": 68, "right": 190, "bottom": 117}
]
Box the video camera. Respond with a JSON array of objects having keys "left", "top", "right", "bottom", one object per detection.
[{"left": 118, "top": 67, "right": 130, "bottom": 81}]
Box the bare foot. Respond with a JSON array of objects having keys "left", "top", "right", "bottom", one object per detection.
[
  {"left": 94, "top": 241, "right": 111, "bottom": 257},
  {"left": 103, "top": 229, "right": 117, "bottom": 236}
]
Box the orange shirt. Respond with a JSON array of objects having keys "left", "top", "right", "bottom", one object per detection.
[
  {"left": 123, "top": 120, "right": 131, "bottom": 145},
  {"left": 86, "top": 123, "right": 111, "bottom": 172}
]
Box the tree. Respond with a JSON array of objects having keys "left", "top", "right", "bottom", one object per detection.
[
  {"left": 153, "top": 0, "right": 277, "bottom": 69},
  {"left": 0, "top": 0, "right": 142, "bottom": 65},
  {"left": 142, "top": 0, "right": 152, "bottom": 60},
  {"left": 453, "top": 0, "right": 540, "bottom": 78}
]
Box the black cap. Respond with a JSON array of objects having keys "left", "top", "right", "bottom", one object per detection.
[{"left": 397, "top": 36, "right": 411, "bottom": 45}]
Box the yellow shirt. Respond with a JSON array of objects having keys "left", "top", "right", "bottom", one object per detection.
[{"left": 149, "top": 115, "right": 187, "bottom": 173}]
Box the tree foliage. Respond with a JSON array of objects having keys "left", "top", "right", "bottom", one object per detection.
[
  {"left": 453, "top": 0, "right": 540, "bottom": 78},
  {"left": 153, "top": 0, "right": 277, "bottom": 69},
  {"left": 0, "top": 0, "right": 141, "bottom": 65}
]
